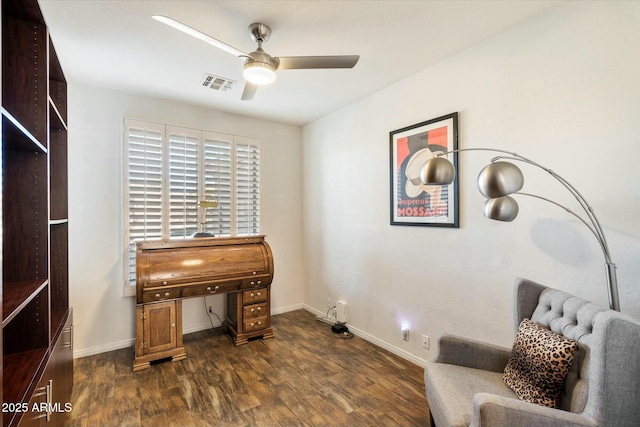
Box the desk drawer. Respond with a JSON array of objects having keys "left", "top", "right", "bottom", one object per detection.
[
  {"left": 243, "top": 302, "right": 268, "bottom": 318},
  {"left": 142, "top": 288, "right": 181, "bottom": 302},
  {"left": 181, "top": 281, "right": 240, "bottom": 298},
  {"left": 243, "top": 289, "right": 267, "bottom": 304},
  {"left": 240, "top": 275, "right": 271, "bottom": 290},
  {"left": 243, "top": 316, "right": 270, "bottom": 333}
]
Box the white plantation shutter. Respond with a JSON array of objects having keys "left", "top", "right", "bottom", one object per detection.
[
  {"left": 235, "top": 137, "right": 261, "bottom": 236},
  {"left": 123, "top": 119, "right": 261, "bottom": 292},
  {"left": 168, "top": 127, "right": 200, "bottom": 238},
  {"left": 204, "top": 132, "right": 233, "bottom": 236},
  {"left": 124, "top": 120, "right": 164, "bottom": 287}
]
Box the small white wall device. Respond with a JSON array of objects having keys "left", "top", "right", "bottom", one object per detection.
[{"left": 336, "top": 301, "right": 347, "bottom": 323}]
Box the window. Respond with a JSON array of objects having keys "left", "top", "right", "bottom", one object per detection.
[
  {"left": 235, "top": 141, "right": 261, "bottom": 235},
  {"left": 123, "top": 119, "right": 261, "bottom": 289}
]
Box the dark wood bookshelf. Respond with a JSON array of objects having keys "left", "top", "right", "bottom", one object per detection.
[
  {"left": 49, "top": 101, "right": 67, "bottom": 132},
  {"left": 2, "top": 15, "right": 48, "bottom": 147},
  {"left": 2, "top": 1, "right": 45, "bottom": 24},
  {"left": 50, "top": 223, "right": 69, "bottom": 335},
  {"left": 49, "top": 40, "right": 68, "bottom": 125},
  {"left": 49, "top": 127, "right": 68, "bottom": 220},
  {"left": 1, "top": 111, "right": 47, "bottom": 153},
  {"left": 2, "top": 348, "right": 48, "bottom": 427},
  {"left": 2, "top": 0, "right": 73, "bottom": 425},
  {"left": 2, "top": 280, "right": 48, "bottom": 326}
]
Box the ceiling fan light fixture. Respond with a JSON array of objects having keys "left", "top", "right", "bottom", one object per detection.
[
  {"left": 154, "top": 17, "right": 359, "bottom": 100},
  {"left": 243, "top": 61, "right": 277, "bottom": 85}
]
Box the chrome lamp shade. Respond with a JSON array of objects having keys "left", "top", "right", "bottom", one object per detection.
[
  {"left": 483, "top": 196, "right": 519, "bottom": 222},
  {"left": 477, "top": 162, "right": 524, "bottom": 199},
  {"left": 418, "top": 148, "right": 621, "bottom": 312},
  {"left": 419, "top": 156, "right": 456, "bottom": 186}
]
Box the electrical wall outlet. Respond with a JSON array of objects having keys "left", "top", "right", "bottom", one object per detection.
[{"left": 422, "top": 335, "right": 430, "bottom": 349}]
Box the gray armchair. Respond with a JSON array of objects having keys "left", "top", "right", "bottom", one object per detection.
[{"left": 424, "top": 278, "right": 640, "bottom": 427}]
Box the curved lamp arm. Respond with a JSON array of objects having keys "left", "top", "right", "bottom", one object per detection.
[
  {"left": 512, "top": 192, "right": 607, "bottom": 257},
  {"left": 422, "top": 148, "right": 620, "bottom": 311},
  {"left": 492, "top": 155, "right": 612, "bottom": 263}
]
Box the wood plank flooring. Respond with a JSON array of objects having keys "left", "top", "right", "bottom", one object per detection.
[{"left": 65, "top": 309, "right": 430, "bottom": 427}]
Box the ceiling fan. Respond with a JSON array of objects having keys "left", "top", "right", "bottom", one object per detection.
[{"left": 152, "top": 16, "right": 360, "bottom": 101}]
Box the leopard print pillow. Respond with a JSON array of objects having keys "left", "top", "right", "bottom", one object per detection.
[{"left": 503, "top": 318, "right": 578, "bottom": 408}]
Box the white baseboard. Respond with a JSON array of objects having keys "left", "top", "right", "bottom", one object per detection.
[
  {"left": 73, "top": 338, "right": 135, "bottom": 359},
  {"left": 271, "top": 303, "right": 304, "bottom": 315},
  {"left": 304, "top": 305, "right": 428, "bottom": 368},
  {"left": 183, "top": 320, "right": 223, "bottom": 334}
]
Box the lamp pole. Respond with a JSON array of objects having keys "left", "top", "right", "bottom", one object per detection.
[{"left": 421, "top": 148, "right": 620, "bottom": 311}]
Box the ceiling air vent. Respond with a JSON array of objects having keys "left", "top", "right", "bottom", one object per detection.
[{"left": 201, "top": 73, "right": 235, "bottom": 92}]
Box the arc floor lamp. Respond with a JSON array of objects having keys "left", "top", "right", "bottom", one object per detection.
[{"left": 420, "top": 148, "right": 620, "bottom": 311}]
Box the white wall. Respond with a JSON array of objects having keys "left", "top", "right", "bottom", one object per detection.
[
  {"left": 303, "top": 1, "right": 640, "bottom": 365},
  {"left": 68, "top": 84, "right": 304, "bottom": 357}
]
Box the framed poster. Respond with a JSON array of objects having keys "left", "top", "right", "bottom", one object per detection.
[{"left": 389, "top": 112, "right": 459, "bottom": 227}]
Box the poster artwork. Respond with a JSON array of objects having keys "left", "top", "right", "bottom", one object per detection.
[
  {"left": 389, "top": 112, "right": 458, "bottom": 227},
  {"left": 395, "top": 126, "right": 449, "bottom": 219}
]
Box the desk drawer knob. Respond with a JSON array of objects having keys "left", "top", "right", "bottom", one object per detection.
[
  {"left": 207, "top": 286, "right": 220, "bottom": 294},
  {"left": 250, "top": 321, "right": 263, "bottom": 328},
  {"left": 165, "top": 292, "right": 170, "bottom": 297},
  {"left": 250, "top": 307, "right": 262, "bottom": 314},
  {"left": 155, "top": 293, "right": 160, "bottom": 298},
  {"left": 250, "top": 292, "right": 261, "bottom": 298},
  {"left": 162, "top": 281, "right": 167, "bottom": 286}
]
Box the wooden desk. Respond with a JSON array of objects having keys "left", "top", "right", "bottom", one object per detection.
[{"left": 133, "top": 236, "right": 274, "bottom": 371}]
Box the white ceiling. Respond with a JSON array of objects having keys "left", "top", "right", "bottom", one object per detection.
[{"left": 40, "top": 0, "right": 562, "bottom": 126}]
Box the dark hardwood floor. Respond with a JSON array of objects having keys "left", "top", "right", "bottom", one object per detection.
[{"left": 64, "top": 309, "right": 430, "bottom": 427}]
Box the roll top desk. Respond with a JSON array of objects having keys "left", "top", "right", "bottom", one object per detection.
[{"left": 133, "top": 236, "right": 274, "bottom": 371}]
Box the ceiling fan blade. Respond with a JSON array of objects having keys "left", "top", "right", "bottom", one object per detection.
[
  {"left": 241, "top": 82, "right": 258, "bottom": 101},
  {"left": 152, "top": 15, "right": 246, "bottom": 58},
  {"left": 277, "top": 55, "right": 360, "bottom": 70}
]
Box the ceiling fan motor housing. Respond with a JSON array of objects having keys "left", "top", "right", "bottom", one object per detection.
[
  {"left": 249, "top": 23, "right": 272, "bottom": 43},
  {"left": 245, "top": 48, "right": 280, "bottom": 70}
]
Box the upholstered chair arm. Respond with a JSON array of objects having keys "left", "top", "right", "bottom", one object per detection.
[
  {"left": 470, "top": 393, "right": 597, "bottom": 427},
  {"left": 433, "top": 334, "right": 511, "bottom": 373}
]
